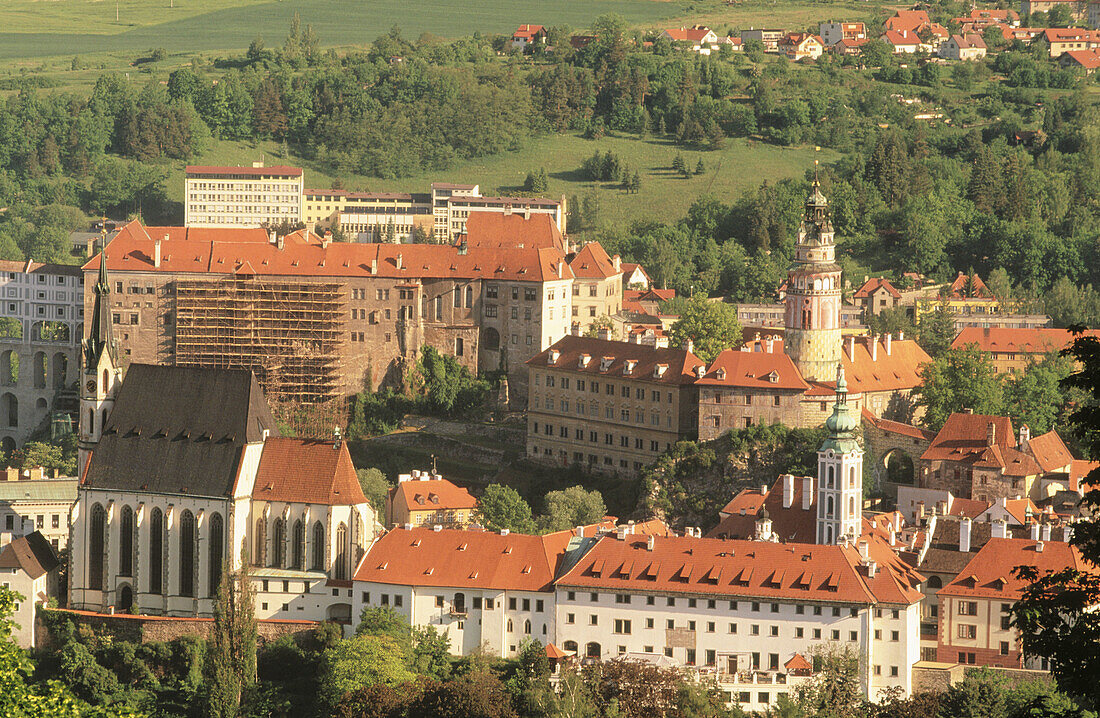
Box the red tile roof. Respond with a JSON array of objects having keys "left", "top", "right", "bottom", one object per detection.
[
  {"left": 883, "top": 30, "right": 921, "bottom": 46},
  {"left": 707, "top": 476, "right": 817, "bottom": 543},
  {"left": 568, "top": 242, "right": 620, "bottom": 280},
  {"left": 186, "top": 165, "right": 302, "bottom": 177},
  {"left": 557, "top": 534, "right": 921, "bottom": 606},
  {"left": 526, "top": 335, "right": 704, "bottom": 386},
  {"left": 951, "top": 33, "right": 987, "bottom": 49},
  {"left": 621, "top": 263, "right": 650, "bottom": 282},
  {"left": 948, "top": 271, "right": 992, "bottom": 298},
  {"left": 87, "top": 220, "right": 573, "bottom": 283},
  {"left": 939, "top": 538, "right": 1095, "bottom": 600},
  {"left": 513, "top": 24, "right": 545, "bottom": 40},
  {"left": 622, "top": 288, "right": 675, "bottom": 315},
  {"left": 885, "top": 9, "right": 930, "bottom": 32},
  {"left": 697, "top": 348, "right": 811, "bottom": 391},
  {"left": 353, "top": 526, "right": 571, "bottom": 592},
  {"left": 253, "top": 438, "right": 368, "bottom": 506},
  {"left": 853, "top": 277, "right": 901, "bottom": 300},
  {"left": 950, "top": 327, "right": 1100, "bottom": 354},
  {"left": 921, "top": 413, "right": 1042, "bottom": 477},
  {"left": 1062, "top": 49, "right": 1100, "bottom": 69},
  {"left": 949, "top": 497, "right": 993, "bottom": 519},
  {"left": 861, "top": 410, "right": 936, "bottom": 442},
  {"left": 1000, "top": 498, "right": 1040, "bottom": 526},
  {"left": 390, "top": 477, "right": 477, "bottom": 513},
  {"left": 1044, "top": 28, "right": 1100, "bottom": 43},
  {"left": 663, "top": 27, "right": 715, "bottom": 43},
  {"left": 1027, "top": 431, "right": 1073, "bottom": 473},
  {"left": 460, "top": 212, "right": 564, "bottom": 251},
  {"left": 843, "top": 338, "right": 929, "bottom": 395}
]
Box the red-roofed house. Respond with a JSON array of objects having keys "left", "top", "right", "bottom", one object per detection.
[
  {"left": 659, "top": 26, "right": 723, "bottom": 54},
  {"left": 884, "top": 9, "right": 931, "bottom": 33},
  {"left": 386, "top": 472, "right": 478, "bottom": 528},
  {"left": 853, "top": 277, "right": 902, "bottom": 316},
  {"left": 832, "top": 37, "right": 871, "bottom": 55},
  {"left": 820, "top": 22, "right": 867, "bottom": 46},
  {"left": 621, "top": 288, "right": 675, "bottom": 317},
  {"left": 568, "top": 243, "right": 623, "bottom": 331},
  {"left": 1060, "top": 48, "right": 1100, "bottom": 72},
  {"left": 952, "top": 8, "right": 1019, "bottom": 32},
  {"left": 512, "top": 24, "right": 547, "bottom": 51},
  {"left": 950, "top": 327, "right": 1100, "bottom": 374},
  {"left": 460, "top": 212, "right": 565, "bottom": 251},
  {"left": 937, "top": 538, "right": 1097, "bottom": 667},
  {"left": 621, "top": 263, "right": 651, "bottom": 289},
  {"left": 525, "top": 336, "right": 705, "bottom": 475},
  {"left": 779, "top": 32, "right": 825, "bottom": 59},
  {"left": 939, "top": 34, "right": 987, "bottom": 60},
  {"left": 1042, "top": 28, "right": 1100, "bottom": 57},
  {"left": 883, "top": 30, "right": 923, "bottom": 53}
]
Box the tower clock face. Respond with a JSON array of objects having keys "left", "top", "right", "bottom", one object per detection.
[{"left": 86, "top": 380, "right": 96, "bottom": 393}]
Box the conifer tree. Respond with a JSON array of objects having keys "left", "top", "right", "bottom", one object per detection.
[{"left": 205, "top": 555, "right": 258, "bottom": 718}]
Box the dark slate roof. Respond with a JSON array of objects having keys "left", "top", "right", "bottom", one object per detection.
[
  {"left": 0, "top": 531, "right": 60, "bottom": 579},
  {"left": 82, "top": 364, "right": 279, "bottom": 497}
]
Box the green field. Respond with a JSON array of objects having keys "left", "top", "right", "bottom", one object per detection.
[
  {"left": 170, "top": 132, "right": 835, "bottom": 230},
  {"left": 0, "top": 0, "right": 685, "bottom": 60}
]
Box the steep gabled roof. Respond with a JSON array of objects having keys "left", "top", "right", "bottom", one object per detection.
[
  {"left": 706, "top": 477, "right": 817, "bottom": 543},
  {"left": 353, "top": 527, "right": 569, "bottom": 592},
  {"left": 697, "top": 349, "right": 811, "bottom": 391},
  {"left": 252, "top": 439, "right": 367, "bottom": 506},
  {"left": 921, "top": 413, "right": 1015, "bottom": 463},
  {"left": 83, "top": 365, "right": 278, "bottom": 497},
  {"left": 390, "top": 477, "right": 478, "bottom": 513},
  {"left": 853, "top": 277, "right": 901, "bottom": 299},
  {"left": 883, "top": 30, "right": 922, "bottom": 46},
  {"left": 939, "top": 538, "right": 1096, "bottom": 600},
  {"left": 513, "top": 24, "right": 545, "bottom": 40},
  {"left": 568, "top": 242, "right": 620, "bottom": 280},
  {"left": 0, "top": 532, "right": 60, "bottom": 579},
  {"left": 1027, "top": 431, "right": 1074, "bottom": 473},
  {"left": 663, "top": 27, "right": 715, "bottom": 43},
  {"left": 884, "top": 9, "right": 930, "bottom": 32},
  {"left": 947, "top": 271, "right": 992, "bottom": 298},
  {"left": 527, "top": 336, "right": 704, "bottom": 386}
]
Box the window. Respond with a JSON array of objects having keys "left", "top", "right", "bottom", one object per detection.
[
  {"left": 849, "top": 631, "right": 858, "bottom": 642},
  {"left": 589, "top": 615, "right": 598, "bottom": 626},
  {"left": 615, "top": 594, "right": 631, "bottom": 604},
  {"left": 1000, "top": 641, "right": 1009, "bottom": 655},
  {"left": 590, "top": 592, "right": 599, "bottom": 602},
  {"left": 567, "top": 613, "right": 575, "bottom": 624},
  {"left": 729, "top": 623, "right": 737, "bottom": 634},
  {"left": 771, "top": 626, "right": 780, "bottom": 637},
  {"left": 311, "top": 521, "right": 325, "bottom": 571},
  {"left": 667, "top": 619, "right": 675, "bottom": 629},
  {"left": 958, "top": 601, "right": 978, "bottom": 616},
  {"left": 119, "top": 506, "right": 134, "bottom": 577},
  {"left": 509, "top": 597, "right": 517, "bottom": 610},
  {"left": 179, "top": 510, "right": 196, "bottom": 597},
  {"left": 957, "top": 624, "right": 976, "bottom": 639},
  {"left": 707, "top": 622, "right": 715, "bottom": 633},
  {"left": 614, "top": 619, "right": 632, "bottom": 634},
  {"left": 88, "top": 504, "right": 106, "bottom": 591},
  {"left": 645, "top": 618, "right": 654, "bottom": 629},
  {"left": 486, "top": 285, "right": 498, "bottom": 299},
  {"left": 149, "top": 508, "right": 163, "bottom": 595}
]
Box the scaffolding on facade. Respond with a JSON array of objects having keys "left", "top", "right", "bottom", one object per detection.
[{"left": 174, "top": 277, "right": 347, "bottom": 437}]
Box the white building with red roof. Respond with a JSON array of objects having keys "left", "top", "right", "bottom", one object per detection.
[
  {"left": 779, "top": 32, "right": 825, "bottom": 59},
  {"left": 511, "top": 24, "right": 547, "bottom": 51},
  {"left": 820, "top": 22, "right": 866, "bottom": 46},
  {"left": 659, "top": 26, "right": 724, "bottom": 54},
  {"left": 385, "top": 472, "right": 478, "bottom": 529},
  {"left": 568, "top": 243, "right": 623, "bottom": 332}
]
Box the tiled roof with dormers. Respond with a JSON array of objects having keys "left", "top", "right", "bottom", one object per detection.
[
  {"left": 697, "top": 348, "right": 811, "bottom": 391},
  {"left": 853, "top": 277, "right": 901, "bottom": 299},
  {"left": 706, "top": 476, "right": 817, "bottom": 543},
  {"left": 938, "top": 538, "right": 1095, "bottom": 601},
  {"left": 527, "top": 335, "right": 704, "bottom": 385},
  {"left": 1027, "top": 431, "right": 1074, "bottom": 473},
  {"left": 557, "top": 534, "right": 921, "bottom": 606},
  {"left": 85, "top": 220, "right": 573, "bottom": 283},
  {"left": 390, "top": 476, "right": 478, "bottom": 514},
  {"left": 568, "top": 242, "right": 620, "bottom": 280},
  {"left": 353, "top": 526, "right": 572, "bottom": 592},
  {"left": 460, "top": 212, "right": 564, "bottom": 251},
  {"left": 252, "top": 438, "right": 367, "bottom": 506},
  {"left": 951, "top": 327, "right": 1100, "bottom": 355}
]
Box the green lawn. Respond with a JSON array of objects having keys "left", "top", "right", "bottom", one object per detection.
[
  {"left": 172, "top": 132, "right": 835, "bottom": 230},
  {"left": 0, "top": 0, "right": 686, "bottom": 60}
]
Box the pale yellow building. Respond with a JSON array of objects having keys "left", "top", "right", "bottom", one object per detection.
[
  {"left": 568, "top": 243, "right": 623, "bottom": 333},
  {"left": 385, "top": 472, "right": 478, "bottom": 528},
  {"left": 184, "top": 164, "right": 303, "bottom": 228}
]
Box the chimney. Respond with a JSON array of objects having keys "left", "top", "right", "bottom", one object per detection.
[
  {"left": 959, "top": 518, "right": 972, "bottom": 553},
  {"left": 846, "top": 335, "right": 855, "bottom": 360},
  {"left": 1066, "top": 524, "right": 1075, "bottom": 543},
  {"left": 871, "top": 335, "right": 878, "bottom": 361},
  {"left": 685, "top": 339, "right": 694, "bottom": 354},
  {"left": 1019, "top": 425, "right": 1030, "bottom": 450},
  {"left": 782, "top": 474, "right": 794, "bottom": 509},
  {"left": 321, "top": 236, "right": 331, "bottom": 249},
  {"left": 865, "top": 560, "right": 877, "bottom": 578},
  {"left": 992, "top": 518, "right": 1007, "bottom": 538},
  {"left": 987, "top": 422, "right": 996, "bottom": 447},
  {"left": 917, "top": 501, "right": 925, "bottom": 520},
  {"left": 576, "top": 525, "right": 585, "bottom": 538},
  {"left": 613, "top": 255, "right": 621, "bottom": 272},
  {"left": 500, "top": 528, "right": 510, "bottom": 536},
  {"left": 396, "top": 253, "right": 403, "bottom": 270},
  {"left": 276, "top": 235, "right": 285, "bottom": 250},
  {"left": 898, "top": 330, "right": 905, "bottom": 341},
  {"left": 765, "top": 337, "right": 774, "bottom": 353},
  {"left": 370, "top": 259, "right": 377, "bottom": 275},
  {"left": 858, "top": 540, "right": 869, "bottom": 559},
  {"left": 885, "top": 333, "right": 892, "bottom": 355},
  {"left": 155, "top": 235, "right": 164, "bottom": 268},
  {"left": 760, "top": 484, "right": 768, "bottom": 496},
  {"left": 597, "top": 327, "right": 612, "bottom": 341},
  {"left": 269, "top": 229, "right": 277, "bottom": 244},
  {"left": 1030, "top": 522, "right": 1040, "bottom": 541},
  {"left": 557, "top": 261, "right": 563, "bottom": 279},
  {"left": 802, "top": 477, "right": 813, "bottom": 510},
  {"left": 1041, "top": 522, "right": 1051, "bottom": 542},
  {"left": 1035, "top": 540, "right": 1044, "bottom": 552},
  {"left": 647, "top": 535, "right": 656, "bottom": 551}
]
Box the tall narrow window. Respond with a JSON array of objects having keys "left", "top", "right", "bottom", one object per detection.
[
  {"left": 119, "top": 505, "right": 133, "bottom": 577},
  {"left": 271, "top": 518, "right": 285, "bottom": 568},
  {"left": 335, "top": 523, "right": 348, "bottom": 580},
  {"left": 312, "top": 522, "right": 325, "bottom": 571},
  {"left": 292, "top": 520, "right": 304, "bottom": 569},
  {"left": 465, "top": 286, "right": 473, "bottom": 308},
  {"left": 254, "top": 518, "right": 266, "bottom": 566},
  {"left": 88, "top": 503, "right": 105, "bottom": 591},
  {"left": 179, "top": 510, "right": 195, "bottom": 598},
  {"left": 150, "top": 508, "right": 163, "bottom": 594},
  {"left": 208, "top": 513, "right": 224, "bottom": 596}
]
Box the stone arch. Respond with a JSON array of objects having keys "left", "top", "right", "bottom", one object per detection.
[
  {"left": 482, "top": 327, "right": 500, "bottom": 351},
  {"left": 32, "top": 352, "right": 46, "bottom": 389},
  {"left": 927, "top": 575, "right": 942, "bottom": 589},
  {"left": 0, "top": 350, "right": 17, "bottom": 386},
  {"left": 35, "top": 397, "right": 47, "bottom": 420},
  {"left": 118, "top": 584, "right": 133, "bottom": 614},
  {"left": 585, "top": 642, "right": 601, "bottom": 659},
  {"left": 884, "top": 449, "right": 915, "bottom": 485},
  {"left": 1, "top": 393, "right": 17, "bottom": 428},
  {"left": 52, "top": 353, "right": 68, "bottom": 389}
]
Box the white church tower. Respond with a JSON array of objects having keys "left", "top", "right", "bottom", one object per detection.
[
  {"left": 77, "top": 235, "right": 120, "bottom": 475},
  {"left": 816, "top": 365, "right": 863, "bottom": 545}
]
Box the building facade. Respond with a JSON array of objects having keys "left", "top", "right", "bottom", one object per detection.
[
  {"left": 184, "top": 164, "right": 304, "bottom": 228},
  {"left": 385, "top": 472, "right": 478, "bottom": 529},
  {"left": 950, "top": 327, "right": 1100, "bottom": 374},
  {"left": 0, "top": 260, "right": 83, "bottom": 451},
  {"left": 526, "top": 336, "right": 704, "bottom": 476},
  {"left": 568, "top": 243, "right": 623, "bottom": 332},
  {"left": 0, "top": 471, "right": 78, "bottom": 551},
  {"left": 0, "top": 531, "right": 60, "bottom": 648}
]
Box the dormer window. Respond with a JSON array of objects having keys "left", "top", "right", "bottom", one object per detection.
[
  {"left": 654, "top": 364, "right": 668, "bottom": 378},
  {"left": 579, "top": 354, "right": 591, "bottom": 368},
  {"left": 549, "top": 349, "right": 561, "bottom": 363},
  {"left": 767, "top": 370, "right": 779, "bottom": 383},
  {"left": 600, "top": 356, "right": 613, "bottom": 371},
  {"left": 716, "top": 368, "right": 727, "bottom": 381},
  {"left": 624, "top": 360, "right": 637, "bottom": 375}
]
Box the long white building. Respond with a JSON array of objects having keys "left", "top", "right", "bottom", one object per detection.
[{"left": 184, "top": 164, "right": 304, "bottom": 228}]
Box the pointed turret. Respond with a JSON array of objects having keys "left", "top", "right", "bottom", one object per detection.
[
  {"left": 77, "top": 235, "right": 121, "bottom": 476},
  {"left": 83, "top": 238, "right": 118, "bottom": 371},
  {"left": 816, "top": 365, "right": 864, "bottom": 544}
]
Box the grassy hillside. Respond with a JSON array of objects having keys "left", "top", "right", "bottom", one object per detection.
[
  {"left": 166, "top": 132, "right": 836, "bottom": 230},
  {"left": 0, "top": 0, "right": 684, "bottom": 60}
]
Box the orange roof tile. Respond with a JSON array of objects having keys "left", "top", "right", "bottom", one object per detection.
[
  {"left": 513, "top": 24, "right": 545, "bottom": 39},
  {"left": 663, "top": 27, "right": 715, "bottom": 42},
  {"left": 697, "top": 348, "right": 811, "bottom": 391},
  {"left": 843, "top": 338, "right": 929, "bottom": 395},
  {"left": 527, "top": 335, "right": 704, "bottom": 386},
  {"left": 951, "top": 327, "right": 1100, "bottom": 354},
  {"left": 460, "top": 212, "right": 564, "bottom": 251},
  {"left": 883, "top": 30, "right": 921, "bottom": 46},
  {"left": 853, "top": 277, "right": 901, "bottom": 299},
  {"left": 1063, "top": 49, "right": 1100, "bottom": 69},
  {"left": 706, "top": 476, "right": 817, "bottom": 544},
  {"left": 885, "top": 9, "right": 930, "bottom": 32},
  {"left": 390, "top": 477, "right": 477, "bottom": 513},
  {"left": 1044, "top": 28, "right": 1100, "bottom": 43},
  {"left": 922, "top": 413, "right": 1015, "bottom": 462},
  {"left": 947, "top": 271, "right": 992, "bottom": 299},
  {"left": 939, "top": 538, "right": 1096, "bottom": 600},
  {"left": 568, "top": 242, "right": 620, "bottom": 280},
  {"left": 86, "top": 220, "right": 573, "bottom": 283},
  {"left": 861, "top": 410, "right": 936, "bottom": 441},
  {"left": 949, "top": 497, "right": 992, "bottom": 519},
  {"left": 353, "top": 526, "right": 569, "bottom": 592},
  {"left": 1027, "top": 431, "right": 1073, "bottom": 473},
  {"left": 252, "top": 438, "right": 368, "bottom": 506}
]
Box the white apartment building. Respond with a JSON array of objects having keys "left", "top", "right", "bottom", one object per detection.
[
  {"left": 184, "top": 164, "right": 304, "bottom": 227},
  {"left": 0, "top": 259, "right": 83, "bottom": 450},
  {"left": 0, "top": 531, "right": 60, "bottom": 648},
  {"left": 0, "top": 470, "right": 78, "bottom": 551}
]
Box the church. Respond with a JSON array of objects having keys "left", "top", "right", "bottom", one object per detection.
[
  {"left": 697, "top": 172, "right": 929, "bottom": 440},
  {"left": 69, "top": 249, "right": 378, "bottom": 620}
]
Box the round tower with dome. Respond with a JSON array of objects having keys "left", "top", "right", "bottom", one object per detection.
[{"left": 815, "top": 365, "right": 863, "bottom": 545}]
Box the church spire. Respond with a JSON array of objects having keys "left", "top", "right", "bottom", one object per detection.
[{"left": 83, "top": 235, "right": 117, "bottom": 371}]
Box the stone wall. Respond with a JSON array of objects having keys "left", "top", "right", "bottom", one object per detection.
[
  {"left": 912, "top": 661, "right": 1052, "bottom": 693},
  {"left": 36, "top": 607, "right": 320, "bottom": 650}
]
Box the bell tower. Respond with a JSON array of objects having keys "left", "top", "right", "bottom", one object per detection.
[
  {"left": 816, "top": 366, "right": 863, "bottom": 545},
  {"left": 784, "top": 161, "right": 842, "bottom": 382},
  {"left": 78, "top": 233, "right": 120, "bottom": 476}
]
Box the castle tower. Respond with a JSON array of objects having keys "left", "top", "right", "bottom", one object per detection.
[
  {"left": 816, "top": 366, "right": 863, "bottom": 545},
  {"left": 77, "top": 235, "right": 120, "bottom": 475},
  {"left": 784, "top": 165, "right": 842, "bottom": 382}
]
